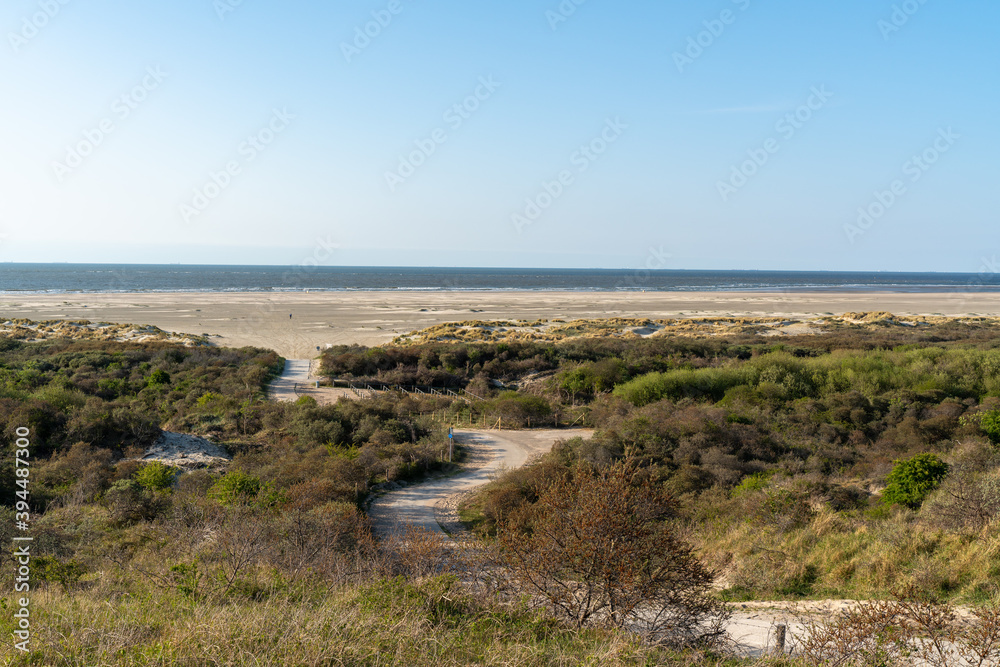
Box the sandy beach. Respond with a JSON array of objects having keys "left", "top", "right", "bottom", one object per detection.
[{"left": 2, "top": 290, "right": 998, "bottom": 358}]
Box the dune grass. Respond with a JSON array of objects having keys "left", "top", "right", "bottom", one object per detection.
[
  {"left": 0, "top": 575, "right": 764, "bottom": 666},
  {"left": 705, "top": 506, "right": 1000, "bottom": 604}
]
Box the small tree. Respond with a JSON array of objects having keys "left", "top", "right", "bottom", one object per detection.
[
  {"left": 883, "top": 453, "right": 949, "bottom": 509},
  {"left": 495, "top": 461, "right": 728, "bottom": 647}
]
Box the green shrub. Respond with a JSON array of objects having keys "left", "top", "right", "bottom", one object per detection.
[
  {"left": 33, "top": 556, "right": 86, "bottom": 592},
  {"left": 147, "top": 369, "right": 171, "bottom": 387},
  {"left": 209, "top": 470, "right": 284, "bottom": 507},
  {"left": 980, "top": 409, "right": 1000, "bottom": 444},
  {"left": 558, "top": 358, "right": 629, "bottom": 399},
  {"left": 732, "top": 472, "right": 771, "bottom": 497},
  {"left": 883, "top": 453, "right": 949, "bottom": 509},
  {"left": 135, "top": 461, "right": 177, "bottom": 492},
  {"left": 169, "top": 562, "right": 202, "bottom": 598},
  {"left": 197, "top": 391, "right": 223, "bottom": 406},
  {"left": 485, "top": 392, "right": 551, "bottom": 427},
  {"left": 106, "top": 479, "right": 166, "bottom": 525},
  {"left": 209, "top": 471, "right": 262, "bottom": 504},
  {"left": 612, "top": 367, "right": 743, "bottom": 406}
]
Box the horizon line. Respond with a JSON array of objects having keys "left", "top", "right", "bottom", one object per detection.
[{"left": 0, "top": 263, "right": 987, "bottom": 275}]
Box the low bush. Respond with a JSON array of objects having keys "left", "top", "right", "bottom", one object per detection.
[{"left": 883, "top": 453, "right": 949, "bottom": 509}]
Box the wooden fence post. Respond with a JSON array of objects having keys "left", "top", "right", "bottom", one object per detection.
[{"left": 771, "top": 624, "right": 786, "bottom": 655}]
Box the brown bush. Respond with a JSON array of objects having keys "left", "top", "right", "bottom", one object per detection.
[
  {"left": 378, "top": 524, "right": 454, "bottom": 579},
  {"left": 268, "top": 501, "right": 370, "bottom": 581},
  {"left": 494, "top": 461, "right": 729, "bottom": 647},
  {"left": 800, "top": 594, "right": 1000, "bottom": 667}
]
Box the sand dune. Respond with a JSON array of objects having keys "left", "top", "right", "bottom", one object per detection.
[{"left": 2, "top": 290, "right": 997, "bottom": 357}]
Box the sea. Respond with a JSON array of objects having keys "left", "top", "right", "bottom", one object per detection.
[{"left": 1, "top": 264, "right": 999, "bottom": 294}]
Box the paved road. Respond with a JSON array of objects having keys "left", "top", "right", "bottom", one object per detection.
[
  {"left": 268, "top": 359, "right": 313, "bottom": 401},
  {"left": 368, "top": 428, "right": 592, "bottom": 537}
]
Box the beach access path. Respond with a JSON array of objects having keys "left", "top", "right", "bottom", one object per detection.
[
  {"left": 269, "top": 358, "right": 358, "bottom": 403},
  {"left": 268, "top": 359, "right": 313, "bottom": 401},
  {"left": 366, "top": 428, "right": 823, "bottom": 658},
  {"left": 368, "top": 429, "right": 592, "bottom": 538}
]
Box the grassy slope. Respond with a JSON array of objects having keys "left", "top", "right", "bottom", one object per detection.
[{"left": 1, "top": 577, "right": 722, "bottom": 666}]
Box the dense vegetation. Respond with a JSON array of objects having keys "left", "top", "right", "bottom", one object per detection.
[
  {"left": 6, "top": 318, "right": 1000, "bottom": 664},
  {"left": 0, "top": 338, "right": 458, "bottom": 514},
  {"left": 456, "top": 323, "right": 1000, "bottom": 605}
]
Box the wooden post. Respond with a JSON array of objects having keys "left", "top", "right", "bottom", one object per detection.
[{"left": 771, "top": 624, "right": 786, "bottom": 655}]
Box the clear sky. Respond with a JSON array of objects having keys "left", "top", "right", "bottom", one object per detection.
[{"left": 1, "top": 0, "right": 996, "bottom": 271}]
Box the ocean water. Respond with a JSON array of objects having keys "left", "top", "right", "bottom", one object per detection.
[{"left": 1, "top": 264, "right": 999, "bottom": 293}]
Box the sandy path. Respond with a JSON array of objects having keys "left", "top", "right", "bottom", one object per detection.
[
  {"left": 267, "top": 358, "right": 364, "bottom": 405},
  {"left": 268, "top": 359, "right": 313, "bottom": 401},
  {"left": 365, "top": 428, "right": 826, "bottom": 657},
  {"left": 368, "top": 429, "right": 592, "bottom": 538}
]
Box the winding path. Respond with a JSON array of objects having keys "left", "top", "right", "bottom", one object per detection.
[
  {"left": 368, "top": 429, "right": 592, "bottom": 537},
  {"left": 366, "top": 427, "right": 814, "bottom": 658}
]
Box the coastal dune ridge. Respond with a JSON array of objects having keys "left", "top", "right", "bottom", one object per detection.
[{"left": 2, "top": 290, "right": 998, "bottom": 357}]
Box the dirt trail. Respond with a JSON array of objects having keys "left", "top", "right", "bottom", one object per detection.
[
  {"left": 368, "top": 429, "right": 592, "bottom": 538},
  {"left": 365, "top": 428, "right": 841, "bottom": 658}
]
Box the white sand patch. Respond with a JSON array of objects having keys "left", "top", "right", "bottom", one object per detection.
[
  {"left": 631, "top": 325, "right": 663, "bottom": 337},
  {"left": 141, "top": 431, "right": 231, "bottom": 470},
  {"left": 760, "top": 321, "right": 826, "bottom": 337}
]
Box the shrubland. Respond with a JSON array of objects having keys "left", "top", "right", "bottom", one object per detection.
[
  {"left": 6, "top": 317, "right": 1000, "bottom": 664},
  {"left": 458, "top": 322, "right": 1000, "bottom": 605}
]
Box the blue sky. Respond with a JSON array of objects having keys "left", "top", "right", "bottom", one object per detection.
[{"left": 0, "top": 0, "right": 996, "bottom": 271}]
